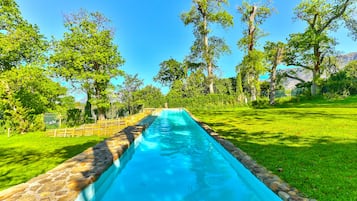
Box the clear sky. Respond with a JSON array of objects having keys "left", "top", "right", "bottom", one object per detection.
[{"left": 17, "top": 0, "right": 357, "bottom": 95}]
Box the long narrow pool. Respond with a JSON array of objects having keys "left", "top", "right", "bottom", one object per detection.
[{"left": 77, "top": 109, "right": 281, "bottom": 201}]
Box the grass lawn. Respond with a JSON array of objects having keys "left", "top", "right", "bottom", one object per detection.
[
  {"left": 0, "top": 132, "right": 106, "bottom": 191},
  {"left": 191, "top": 96, "right": 357, "bottom": 201}
]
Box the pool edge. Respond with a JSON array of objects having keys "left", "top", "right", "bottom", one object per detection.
[{"left": 184, "top": 108, "right": 315, "bottom": 201}]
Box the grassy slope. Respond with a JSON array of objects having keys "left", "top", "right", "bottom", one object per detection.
[
  {"left": 191, "top": 96, "right": 357, "bottom": 201},
  {"left": 0, "top": 132, "right": 105, "bottom": 191}
]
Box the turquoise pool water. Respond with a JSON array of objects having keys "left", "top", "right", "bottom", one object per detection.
[{"left": 76, "top": 109, "right": 281, "bottom": 201}]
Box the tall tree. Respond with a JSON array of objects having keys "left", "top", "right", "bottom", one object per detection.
[
  {"left": 285, "top": 0, "right": 356, "bottom": 96},
  {"left": 0, "top": 0, "right": 47, "bottom": 71},
  {"left": 264, "top": 41, "right": 285, "bottom": 105},
  {"left": 51, "top": 10, "right": 124, "bottom": 120},
  {"left": 118, "top": 74, "right": 143, "bottom": 115},
  {"left": 154, "top": 58, "right": 187, "bottom": 88},
  {"left": 181, "top": 0, "right": 233, "bottom": 94},
  {"left": 237, "top": 1, "right": 272, "bottom": 101}
]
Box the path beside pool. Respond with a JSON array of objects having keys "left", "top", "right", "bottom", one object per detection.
[{"left": 0, "top": 109, "right": 315, "bottom": 201}]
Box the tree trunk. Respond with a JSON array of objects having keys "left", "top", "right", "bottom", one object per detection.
[
  {"left": 311, "top": 69, "right": 319, "bottom": 96},
  {"left": 97, "top": 108, "right": 106, "bottom": 120},
  {"left": 203, "top": 13, "right": 214, "bottom": 94},
  {"left": 251, "top": 85, "right": 257, "bottom": 101},
  {"left": 312, "top": 46, "right": 321, "bottom": 96},
  {"left": 269, "top": 66, "right": 276, "bottom": 105},
  {"left": 84, "top": 92, "right": 92, "bottom": 123},
  {"left": 269, "top": 45, "right": 283, "bottom": 105},
  {"left": 248, "top": 6, "right": 257, "bottom": 51},
  {"left": 247, "top": 74, "right": 257, "bottom": 101}
]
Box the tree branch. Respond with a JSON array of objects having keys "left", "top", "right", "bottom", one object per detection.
[
  {"left": 319, "top": 0, "right": 351, "bottom": 33},
  {"left": 286, "top": 62, "right": 313, "bottom": 70},
  {"left": 282, "top": 72, "right": 306, "bottom": 83}
]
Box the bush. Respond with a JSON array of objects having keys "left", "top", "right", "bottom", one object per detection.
[
  {"left": 251, "top": 98, "right": 270, "bottom": 108},
  {"left": 166, "top": 94, "right": 244, "bottom": 109}
]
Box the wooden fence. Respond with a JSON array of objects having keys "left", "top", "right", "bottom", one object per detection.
[{"left": 46, "top": 109, "right": 158, "bottom": 137}]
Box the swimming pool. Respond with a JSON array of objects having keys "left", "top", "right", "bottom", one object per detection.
[{"left": 76, "top": 109, "right": 281, "bottom": 201}]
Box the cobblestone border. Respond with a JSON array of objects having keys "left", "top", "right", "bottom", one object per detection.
[
  {"left": 0, "top": 115, "right": 157, "bottom": 201},
  {"left": 186, "top": 109, "right": 316, "bottom": 201}
]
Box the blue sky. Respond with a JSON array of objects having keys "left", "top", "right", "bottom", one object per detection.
[{"left": 17, "top": 0, "right": 357, "bottom": 95}]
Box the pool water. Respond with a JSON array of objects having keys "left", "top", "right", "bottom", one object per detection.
[{"left": 77, "top": 109, "right": 281, "bottom": 201}]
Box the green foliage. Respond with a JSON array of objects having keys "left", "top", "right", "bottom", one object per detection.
[
  {"left": 0, "top": 66, "right": 67, "bottom": 133},
  {"left": 135, "top": 85, "right": 165, "bottom": 108},
  {"left": 285, "top": 0, "right": 355, "bottom": 96},
  {"left": 237, "top": 1, "right": 272, "bottom": 101},
  {"left": 0, "top": 0, "right": 48, "bottom": 71},
  {"left": 66, "top": 108, "right": 82, "bottom": 127},
  {"left": 250, "top": 97, "right": 270, "bottom": 108},
  {"left": 154, "top": 59, "right": 186, "bottom": 87},
  {"left": 322, "top": 60, "right": 357, "bottom": 96},
  {"left": 237, "top": 1, "right": 272, "bottom": 50},
  {"left": 117, "top": 74, "right": 143, "bottom": 114},
  {"left": 166, "top": 70, "right": 206, "bottom": 99},
  {"left": 238, "top": 50, "right": 268, "bottom": 100},
  {"left": 166, "top": 94, "right": 242, "bottom": 109},
  {"left": 51, "top": 10, "right": 125, "bottom": 119},
  {"left": 181, "top": 0, "right": 233, "bottom": 93}
]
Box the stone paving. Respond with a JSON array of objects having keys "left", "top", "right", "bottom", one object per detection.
[{"left": 0, "top": 110, "right": 316, "bottom": 201}]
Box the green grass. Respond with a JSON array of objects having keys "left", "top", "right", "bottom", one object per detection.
[
  {"left": 191, "top": 97, "right": 357, "bottom": 201},
  {"left": 0, "top": 132, "right": 106, "bottom": 191}
]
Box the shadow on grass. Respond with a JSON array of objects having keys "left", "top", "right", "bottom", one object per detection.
[
  {"left": 0, "top": 141, "right": 100, "bottom": 190},
  {"left": 196, "top": 108, "right": 357, "bottom": 201},
  {"left": 276, "top": 95, "right": 357, "bottom": 108},
  {"left": 226, "top": 138, "right": 357, "bottom": 200}
]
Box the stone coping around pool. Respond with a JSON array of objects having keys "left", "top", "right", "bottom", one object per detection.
[
  {"left": 0, "top": 114, "right": 159, "bottom": 201},
  {"left": 185, "top": 109, "right": 316, "bottom": 201}
]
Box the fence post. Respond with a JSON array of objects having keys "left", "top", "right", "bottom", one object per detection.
[
  {"left": 54, "top": 129, "right": 57, "bottom": 137},
  {"left": 82, "top": 124, "right": 85, "bottom": 136},
  {"left": 7, "top": 128, "right": 10, "bottom": 138},
  {"left": 105, "top": 121, "right": 107, "bottom": 136}
]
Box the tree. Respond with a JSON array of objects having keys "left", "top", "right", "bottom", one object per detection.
[
  {"left": 0, "top": 66, "right": 67, "bottom": 133},
  {"left": 237, "top": 1, "right": 272, "bottom": 101},
  {"left": 181, "top": 0, "right": 233, "bottom": 94},
  {"left": 0, "top": 0, "right": 48, "bottom": 71},
  {"left": 237, "top": 50, "right": 267, "bottom": 101},
  {"left": 285, "top": 0, "right": 356, "bottom": 96},
  {"left": 264, "top": 41, "right": 285, "bottom": 105},
  {"left": 154, "top": 58, "right": 187, "bottom": 87},
  {"left": 135, "top": 85, "right": 165, "bottom": 108},
  {"left": 51, "top": 10, "right": 124, "bottom": 120},
  {"left": 118, "top": 74, "right": 143, "bottom": 115}
]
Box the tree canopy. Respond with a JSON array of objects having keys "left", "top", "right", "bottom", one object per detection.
[
  {"left": 0, "top": 0, "right": 48, "bottom": 71},
  {"left": 285, "top": 0, "right": 356, "bottom": 96},
  {"left": 181, "top": 0, "right": 233, "bottom": 94},
  {"left": 0, "top": 66, "right": 67, "bottom": 133},
  {"left": 237, "top": 1, "right": 272, "bottom": 101},
  {"left": 50, "top": 10, "right": 125, "bottom": 120}
]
